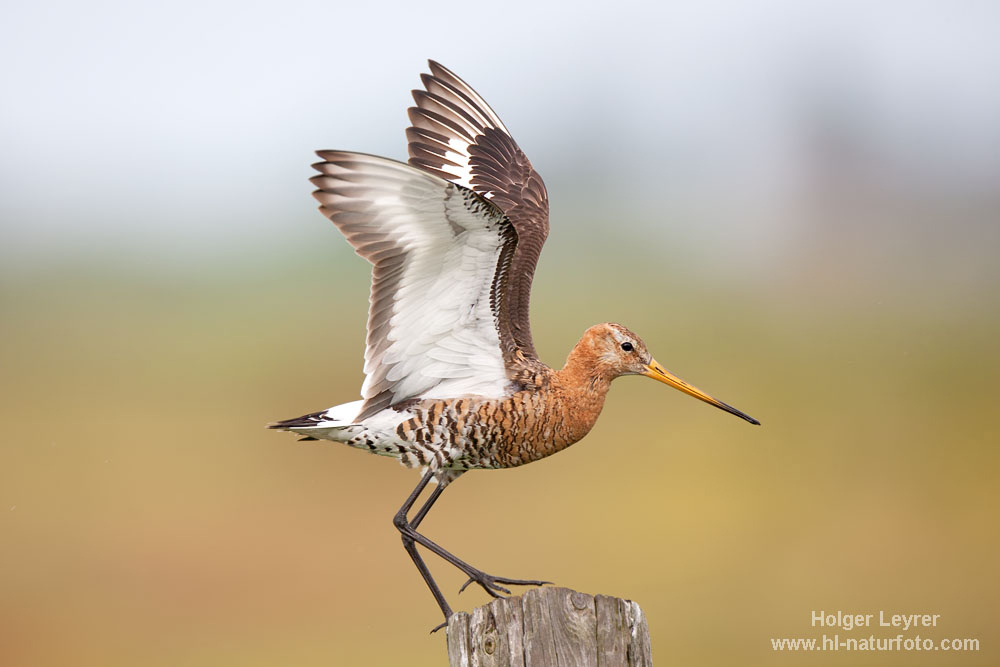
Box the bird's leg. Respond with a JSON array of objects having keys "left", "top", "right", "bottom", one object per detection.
[
  {"left": 403, "top": 481, "right": 453, "bottom": 632},
  {"left": 393, "top": 472, "right": 550, "bottom": 606},
  {"left": 394, "top": 471, "right": 453, "bottom": 626},
  {"left": 409, "top": 482, "right": 445, "bottom": 531}
]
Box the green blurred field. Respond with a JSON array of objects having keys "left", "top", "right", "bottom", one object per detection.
[{"left": 2, "top": 242, "right": 998, "bottom": 666}]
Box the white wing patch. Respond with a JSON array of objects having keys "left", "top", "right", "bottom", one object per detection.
[
  {"left": 372, "top": 189, "right": 508, "bottom": 402},
  {"left": 311, "top": 152, "right": 512, "bottom": 415}
]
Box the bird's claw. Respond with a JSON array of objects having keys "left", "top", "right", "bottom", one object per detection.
[{"left": 458, "top": 572, "right": 551, "bottom": 597}]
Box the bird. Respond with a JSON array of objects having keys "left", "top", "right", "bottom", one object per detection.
[{"left": 270, "top": 60, "right": 759, "bottom": 626}]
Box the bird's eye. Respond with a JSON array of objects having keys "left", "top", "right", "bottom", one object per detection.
[{"left": 621, "top": 342, "right": 634, "bottom": 352}]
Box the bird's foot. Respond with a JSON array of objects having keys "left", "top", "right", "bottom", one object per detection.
[
  {"left": 458, "top": 570, "right": 552, "bottom": 598},
  {"left": 429, "top": 619, "right": 448, "bottom": 634}
]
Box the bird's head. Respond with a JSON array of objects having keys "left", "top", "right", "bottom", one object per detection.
[{"left": 579, "top": 323, "right": 760, "bottom": 425}]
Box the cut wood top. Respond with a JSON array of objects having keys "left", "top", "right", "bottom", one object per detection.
[{"left": 447, "top": 587, "right": 652, "bottom": 667}]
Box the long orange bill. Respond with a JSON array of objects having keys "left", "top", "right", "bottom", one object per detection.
[{"left": 643, "top": 359, "right": 760, "bottom": 425}]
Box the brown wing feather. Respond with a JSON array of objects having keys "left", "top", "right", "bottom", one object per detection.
[{"left": 407, "top": 60, "right": 550, "bottom": 374}]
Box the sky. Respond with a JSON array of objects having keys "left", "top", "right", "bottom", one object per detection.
[{"left": 2, "top": 0, "right": 999, "bottom": 274}]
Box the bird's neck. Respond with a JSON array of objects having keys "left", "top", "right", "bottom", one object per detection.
[
  {"left": 550, "top": 342, "right": 615, "bottom": 441},
  {"left": 558, "top": 345, "right": 614, "bottom": 394}
]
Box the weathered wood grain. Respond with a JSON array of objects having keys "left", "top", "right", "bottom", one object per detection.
[
  {"left": 447, "top": 588, "right": 651, "bottom": 667},
  {"left": 448, "top": 611, "right": 472, "bottom": 667},
  {"left": 624, "top": 600, "right": 652, "bottom": 667},
  {"left": 595, "top": 595, "right": 628, "bottom": 665}
]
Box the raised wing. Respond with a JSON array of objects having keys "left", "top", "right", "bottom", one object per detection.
[
  {"left": 407, "top": 60, "right": 550, "bottom": 365},
  {"left": 311, "top": 151, "right": 515, "bottom": 420}
]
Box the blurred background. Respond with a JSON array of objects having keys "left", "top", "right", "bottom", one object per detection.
[{"left": 2, "top": 0, "right": 998, "bottom": 665}]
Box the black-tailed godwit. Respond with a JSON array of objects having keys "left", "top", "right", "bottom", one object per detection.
[{"left": 271, "top": 60, "right": 759, "bottom": 625}]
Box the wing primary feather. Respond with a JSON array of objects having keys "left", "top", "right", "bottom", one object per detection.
[{"left": 407, "top": 63, "right": 551, "bottom": 367}]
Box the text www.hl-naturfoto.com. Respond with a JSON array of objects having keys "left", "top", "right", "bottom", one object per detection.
[{"left": 771, "top": 635, "right": 979, "bottom": 652}]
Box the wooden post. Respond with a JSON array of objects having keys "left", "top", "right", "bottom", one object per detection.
[{"left": 447, "top": 587, "right": 652, "bottom": 667}]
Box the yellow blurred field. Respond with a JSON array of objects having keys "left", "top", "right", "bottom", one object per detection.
[{"left": 2, "top": 245, "right": 997, "bottom": 666}]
